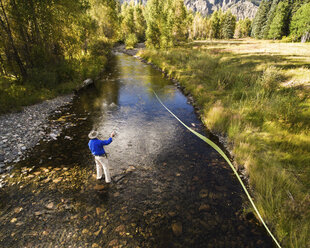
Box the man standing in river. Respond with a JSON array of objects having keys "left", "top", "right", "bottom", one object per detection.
[{"left": 88, "top": 130, "right": 115, "bottom": 183}]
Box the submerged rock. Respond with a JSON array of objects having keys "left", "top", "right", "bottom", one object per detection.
[{"left": 171, "top": 222, "right": 182, "bottom": 236}]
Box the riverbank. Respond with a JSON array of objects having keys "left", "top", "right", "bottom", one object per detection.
[
  {"left": 0, "top": 94, "right": 74, "bottom": 172},
  {"left": 0, "top": 77, "right": 97, "bottom": 175},
  {"left": 138, "top": 39, "right": 310, "bottom": 248}
]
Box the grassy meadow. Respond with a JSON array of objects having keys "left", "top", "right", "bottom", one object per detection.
[{"left": 138, "top": 39, "right": 310, "bottom": 248}]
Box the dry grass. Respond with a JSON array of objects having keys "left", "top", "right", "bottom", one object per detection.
[{"left": 192, "top": 38, "right": 310, "bottom": 89}]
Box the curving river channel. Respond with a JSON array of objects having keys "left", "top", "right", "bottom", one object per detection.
[{"left": 0, "top": 53, "right": 273, "bottom": 247}]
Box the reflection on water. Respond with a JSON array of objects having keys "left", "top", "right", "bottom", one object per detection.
[{"left": 0, "top": 53, "right": 273, "bottom": 247}]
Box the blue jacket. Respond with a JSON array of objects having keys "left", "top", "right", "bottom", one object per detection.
[{"left": 88, "top": 138, "right": 112, "bottom": 156}]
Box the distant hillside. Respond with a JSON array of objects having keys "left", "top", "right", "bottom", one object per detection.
[{"left": 120, "top": 0, "right": 261, "bottom": 20}]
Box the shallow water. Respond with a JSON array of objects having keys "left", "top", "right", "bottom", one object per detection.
[{"left": 0, "top": 53, "right": 273, "bottom": 247}]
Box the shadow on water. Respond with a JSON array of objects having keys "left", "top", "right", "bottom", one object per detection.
[{"left": 0, "top": 53, "right": 274, "bottom": 247}]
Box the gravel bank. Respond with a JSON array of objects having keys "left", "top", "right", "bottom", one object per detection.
[{"left": 0, "top": 94, "right": 74, "bottom": 172}]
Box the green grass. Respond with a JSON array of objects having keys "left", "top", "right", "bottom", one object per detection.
[{"left": 138, "top": 39, "right": 310, "bottom": 248}]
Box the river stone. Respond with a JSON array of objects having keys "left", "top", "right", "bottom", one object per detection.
[
  {"left": 94, "top": 184, "right": 106, "bottom": 190},
  {"left": 96, "top": 207, "right": 103, "bottom": 215},
  {"left": 10, "top": 218, "right": 17, "bottom": 223},
  {"left": 14, "top": 207, "right": 23, "bottom": 214},
  {"left": 46, "top": 202, "right": 54, "bottom": 209},
  {"left": 126, "top": 165, "right": 136, "bottom": 173},
  {"left": 108, "top": 239, "right": 118, "bottom": 247},
  {"left": 199, "top": 189, "right": 208, "bottom": 198},
  {"left": 199, "top": 204, "right": 210, "bottom": 212},
  {"left": 171, "top": 222, "right": 182, "bottom": 236},
  {"left": 53, "top": 177, "right": 62, "bottom": 184},
  {"left": 94, "top": 226, "right": 103, "bottom": 236}
]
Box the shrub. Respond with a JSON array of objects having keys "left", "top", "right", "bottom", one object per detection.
[
  {"left": 259, "top": 66, "right": 284, "bottom": 92},
  {"left": 125, "top": 33, "right": 138, "bottom": 49},
  {"left": 89, "top": 38, "right": 112, "bottom": 57}
]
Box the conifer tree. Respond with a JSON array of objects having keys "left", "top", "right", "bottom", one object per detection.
[
  {"left": 268, "top": 1, "right": 290, "bottom": 39},
  {"left": 291, "top": 0, "right": 310, "bottom": 15},
  {"left": 235, "top": 18, "right": 252, "bottom": 38},
  {"left": 171, "top": 0, "right": 188, "bottom": 44},
  {"left": 262, "top": 0, "right": 280, "bottom": 38},
  {"left": 120, "top": 2, "right": 135, "bottom": 41},
  {"left": 290, "top": 2, "right": 310, "bottom": 42},
  {"left": 145, "top": 0, "right": 161, "bottom": 48},
  {"left": 220, "top": 10, "right": 236, "bottom": 39},
  {"left": 192, "top": 13, "right": 208, "bottom": 40},
  {"left": 160, "top": 0, "right": 174, "bottom": 48},
  {"left": 145, "top": 0, "right": 190, "bottom": 48},
  {"left": 251, "top": 0, "right": 271, "bottom": 38},
  {"left": 210, "top": 10, "right": 221, "bottom": 39},
  {"left": 134, "top": 3, "right": 146, "bottom": 42},
  {"left": 89, "top": 0, "right": 120, "bottom": 40}
]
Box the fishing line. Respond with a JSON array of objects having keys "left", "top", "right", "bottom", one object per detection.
[{"left": 152, "top": 90, "right": 282, "bottom": 248}]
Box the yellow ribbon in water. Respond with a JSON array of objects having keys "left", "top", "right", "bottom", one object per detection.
[{"left": 153, "top": 90, "right": 281, "bottom": 248}]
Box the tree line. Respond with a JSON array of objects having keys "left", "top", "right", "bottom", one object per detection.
[
  {"left": 1, "top": 0, "right": 309, "bottom": 88},
  {"left": 119, "top": 0, "right": 251, "bottom": 49},
  {"left": 252, "top": 0, "right": 310, "bottom": 41},
  {"left": 0, "top": 0, "right": 247, "bottom": 86},
  {"left": 0, "top": 0, "right": 120, "bottom": 86}
]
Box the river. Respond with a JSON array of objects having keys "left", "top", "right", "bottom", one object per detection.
[{"left": 0, "top": 53, "right": 273, "bottom": 247}]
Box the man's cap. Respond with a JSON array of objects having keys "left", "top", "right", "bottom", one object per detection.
[{"left": 88, "top": 130, "right": 99, "bottom": 139}]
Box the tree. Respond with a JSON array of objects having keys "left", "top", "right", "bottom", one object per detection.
[
  {"left": 145, "top": 0, "right": 161, "bottom": 48},
  {"left": 209, "top": 10, "right": 221, "bottom": 39},
  {"left": 120, "top": 2, "right": 135, "bottom": 41},
  {"left": 191, "top": 12, "right": 208, "bottom": 40},
  {"left": 268, "top": 1, "right": 290, "bottom": 39},
  {"left": 0, "top": 0, "right": 118, "bottom": 86},
  {"left": 291, "top": 0, "right": 310, "bottom": 15},
  {"left": 134, "top": 3, "right": 146, "bottom": 42},
  {"left": 262, "top": 0, "right": 280, "bottom": 38},
  {"left": 171, "top": 0, "right": 188, "bottom": 44},
  {"left": 88, "top": 0, "right": 120, "bottom": 40},
  {"left": 235, "top": 18, "right": 252, "bottom": 38},
  {"left": 290, "top": 3, "right": 310, "bottom": 42},
  {"left": 220, "top": 10, "right": 236, "bottom": 39},
  {"left": 145, "top": 0, "right": 190, "bottom": 48},
  {"left": 251, "top": 0, "right": 271, "bottom": 38}
]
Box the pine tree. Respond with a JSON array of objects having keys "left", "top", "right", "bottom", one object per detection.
[
  {"left": 89, "top": 0, "right": 120, "bottom": 40},
  {"left": 290, "top": 2, "right": 310, "bottom": 42},
  {"left": 262, "top": 0, "right": 280, "bottom": 38},
  {"left": 291, "top": 0, "right": 310, "bottom": 15},
  {"left": 171, "top": 0, "right": 188, "bottom": 44},
  {"left": 220, "top": 10, "right": 236, "bottom": 39},
  {"left": 145, "top": 0, "right": 190, "bottom": 48},
  {"left": 251, "top": 0, "right": 271, "bottom": 38},
  {"left": 145, "top": 0, "right": 161, "bottom": 48},
  {"left": 268, "top": 1, "right": 290, "bottom": 39},
  {"left": 134, "top": 3, "right": 146, "bottom": 42},
  {"left": 192, "top": 13, "right": 208, "bottom": 40},
  {"left": 120, "top": 2, "right": 135, "bottom": 41},
  {"left": 235, "top": 18, "right": 252, "bottom": 38},
  {"left": 210, "top": 10, "right": 221, "bottom": 39}
]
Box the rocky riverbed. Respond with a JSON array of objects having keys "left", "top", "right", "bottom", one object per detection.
[{"left": 0, "top": 94, "right": 74, "bottom": 173}]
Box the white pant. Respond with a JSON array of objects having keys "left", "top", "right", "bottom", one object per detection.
[{"left": 94, "top": 156, "right": 111, "bottom": 183}]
